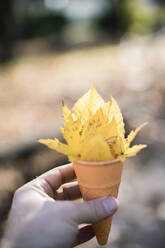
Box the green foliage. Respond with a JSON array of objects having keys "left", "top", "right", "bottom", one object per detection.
[
  {"left": 96, "top": 0, "right": 160, "bottom": 37},
  {"left": 154, "top": 7, "right": 165, "bottom": 31},
  {"left": 129, "top": 3, "right": 156, "bottom": 35},
  {"left": 15, "top": 11, "right": 67, "bottom": 39}
]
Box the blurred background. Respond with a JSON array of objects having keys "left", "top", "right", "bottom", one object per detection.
[{"left": 0, "top": 0, "right": 165, "bottom": 247}]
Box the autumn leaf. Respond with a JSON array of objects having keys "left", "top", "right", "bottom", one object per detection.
[
  {"left": 125, "top": 123, "right": 147, "bottom": 150},
  {"left": 125, "top": 144, "right": 147, "bottom": 157},
  {"left": 81, "top": 135, "right": 114, "bottom": 161},
  {"left": 73, "top": 84, "right": 104, "bottom": 122},
  {"left": 38, "top": 138, "right": 70, "bottom": 155},
  {"left": 38, "top": 85, "right": 147, "bottom": 162}
]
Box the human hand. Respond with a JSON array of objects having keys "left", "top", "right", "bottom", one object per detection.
[{"left": 2, "top": 163, "right": 118, "bottom": 248}]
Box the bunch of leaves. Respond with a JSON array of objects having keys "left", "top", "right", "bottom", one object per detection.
[{"left": 39, "top": 85, "right": 147, "bottom": 162}]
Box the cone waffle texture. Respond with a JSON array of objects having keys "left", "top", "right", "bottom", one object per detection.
[{"left": 73, "top": 159, "right": 123, "bottom": 245}]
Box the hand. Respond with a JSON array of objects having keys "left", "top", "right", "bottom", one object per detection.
[{"left": 2, "top": 163, "right": 118, "bottom": 248}]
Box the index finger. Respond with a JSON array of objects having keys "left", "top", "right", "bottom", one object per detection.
[{"left": 38, "top": 163, "right": 76, "bottom": 191}]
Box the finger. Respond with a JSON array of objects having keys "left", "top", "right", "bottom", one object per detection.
[
  {"left": 54, "top": 181, "right": 82, "bottom": 200},
  {"left": 40, "top": 163, "right": 76, "bottom": 185},
  {"left": 28, "top": 163, "right": 76, "bottom": 198},
  {"left": 74, "top": 225, "right": 95, "bottom": 246},
  {"left": 72, "top": 197, "right": 118, "bottom": 224},
  {"left": 33, "top": 163, "right": 76, "bottom": 196}
]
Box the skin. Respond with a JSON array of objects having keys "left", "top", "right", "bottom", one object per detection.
[{"left": 1, "top": 163, "right": 118, "bottom": 248}]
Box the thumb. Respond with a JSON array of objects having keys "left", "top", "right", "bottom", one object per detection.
[{"left": 73, "top": 197, "right": 118, "bottom": 224}]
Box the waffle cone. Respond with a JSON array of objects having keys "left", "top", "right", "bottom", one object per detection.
[{"left": 73, "top": 159, "right": 123, "bottom": 245}]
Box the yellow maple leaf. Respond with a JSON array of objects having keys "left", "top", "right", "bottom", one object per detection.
[
  {"left": 110, "top": 137, "right": 125, "bottom": 158},
  {"left": 101, "top": 101, "right": 112, "bottom": 117},
  {"left": 73, "top": 84, "right": 104, "bottom": 122},
  {"left": 96, "top": 118, "right": 118, "bottom": 140},
  {"left": 38, "top": 138, "right": 70, "bottom": 155},
  {"left": 39, "top": 85, "right": 147, "bottom": 163},
  {"left": 125, "top": 144, "right": 147, "bottom": 157},
  {"left": 109, "top": 96, "right": 125, "bottom": 138},
  {"left": 61, "top": 102, "right": 83, "bottom": 154},
  {"left": 62, "top": 101, "right": 72, "bottom": 125},
  {"left": 125, "top": 123, "right": 147, "bottom": 150},
  {"left": 81, "top": 135, "right": 114, "bottom": 161}
]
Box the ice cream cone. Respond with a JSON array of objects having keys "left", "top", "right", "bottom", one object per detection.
[{"left": 73, "top": 159, "right": 123, "bottom": 245}]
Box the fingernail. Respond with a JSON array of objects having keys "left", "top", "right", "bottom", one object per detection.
[{"left": 102, "top": 197, "right": 118, "bottom": 214}]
